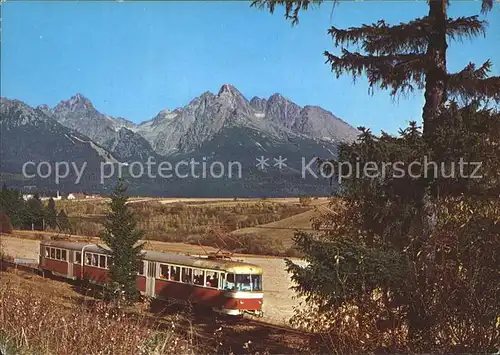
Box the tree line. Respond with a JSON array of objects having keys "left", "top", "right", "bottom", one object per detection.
[
  {"left": 0, "top": 184, "right": 71, "bottom": 233},
  {"left": 0, "top": 181, "right": 144, "bottom": 304}
]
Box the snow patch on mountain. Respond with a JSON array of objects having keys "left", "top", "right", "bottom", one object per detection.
[{"left": 70, "top": 134, "right": 122, "bottom": 164}]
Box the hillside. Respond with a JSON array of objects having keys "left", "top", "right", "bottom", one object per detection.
[{"left": 232, "top": 207, "right": 323, "bottom": 248}]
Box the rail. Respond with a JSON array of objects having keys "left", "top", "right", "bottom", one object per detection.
[
  {"left": 1, "top": 259, "right": 315, "bottom": 337},
  {"left": 0, "top": 259, "right": 42, "bottom": 276},
  {"left": 243, "top": 317, "right": 315, "bottom": 336}
]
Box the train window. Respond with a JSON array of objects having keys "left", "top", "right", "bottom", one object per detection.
[
  {"left": 181, "top": 267, "right": 193, "bottom": 284},
  {"left": 193, "top": 269, "right": 204, "bottom": 286},
  {"left": 159, "top": 264, "right": 169, "bottom": 279},
  {"left": 251, "top": 275, "right": 263, "bottom": 291},
  {"left": 224, "top": 274, "right": 235, "bottom": 290},
  {"left": 85, "top": 253, "right": 92, "bottom": 265},
  {"left": 107, "top": 257, "right": 113, "bottom": 269},
  {"left": 170, "top": 265, "right": 180, "bottom": 282},
  {"left": 75, "top": 252, "right": 81, "bottom": 264},
  {"left": 206, "top": 271, "right": 219, "bottom": 288},
  {"left": 99, "top": 255, "right": 106, "bottom": 268},
  {"left": 61, "top": 250, "right": 67, "bottom": 261},
  {"left": 235, "top": 275, "right": 252, "bottom": 291},
  {"left": 45, "top": 247, "right": 49, "bottom": 257},
  {"left": 50, "top": 248, "right": 56, "bottom": 259},
  {"left": 137, "top": 261, "right": 145, "bottom": 276},
  {"left": 56, "top": 249, "right": 61, "bottom": 260},
  {"left": 91, "top": 254, "right": 98, "bottom": 267}
]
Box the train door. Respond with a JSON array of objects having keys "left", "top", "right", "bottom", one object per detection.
[
  {"left": 39, "top": 244, "right": 46, "bottom": 267},
  {"left": 146, "top": 261, "right": 157, "bottom": 297},
  {"left": 67, "top": 249, "right": 74, "bottom": 279}
]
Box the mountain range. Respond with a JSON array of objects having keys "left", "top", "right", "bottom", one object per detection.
[{"left": 0, "top": 84, "right": 359, "bottom": 197}]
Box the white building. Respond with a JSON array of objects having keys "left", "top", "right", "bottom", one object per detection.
[{"left": 67, "top": 193, "right": 86, "bottom": 200}]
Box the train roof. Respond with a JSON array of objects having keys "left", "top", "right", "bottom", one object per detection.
[
  {"left": 41, "top": 240, "right": 111, "bottom": 254},
  {"left": 142, "top": 251, "right": 263, "bottom": 274},
  {"left": 41, "top": 240, "right": 263, "bottom": 274}
]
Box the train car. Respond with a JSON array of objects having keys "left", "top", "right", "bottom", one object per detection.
[
  {"left": 141, "top": 251, "right": 263, "bottom": 317},
  {"left": 39, "top": 241, "right": 111, "bottom": 282},
  {"left": 39, "top": 240, "right": 264, "bottom": 317}
]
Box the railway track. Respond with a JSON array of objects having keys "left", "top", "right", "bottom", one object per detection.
[
  {"left": 0, "top": 259, "right": 313, "bottom": 337},
  {"left": 0, "top": 259, "right": 41, "bottom": 275},
  {"left": 1, "top": 259, "right": 314, "bottom": 353},
  {"left": 243, "top": 318, "right": 313, "bottom": 336}
]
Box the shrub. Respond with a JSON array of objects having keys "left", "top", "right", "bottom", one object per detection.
[{"left": 299, "top": 197, "right": 313, "bottom": 207}]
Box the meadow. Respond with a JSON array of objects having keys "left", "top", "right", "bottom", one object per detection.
[{"left": 53, "top": 197, "right": 328, "bottom": 256}]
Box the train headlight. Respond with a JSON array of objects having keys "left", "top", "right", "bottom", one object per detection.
[{"left": 239, "top": 300, "right": 244, "bottom": 304}]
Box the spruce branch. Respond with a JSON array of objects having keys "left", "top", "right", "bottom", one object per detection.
[
  {"left": 448, "top": 61, "right": 500, "bottom": 103},
  {"left": 325, "top": 50, "right": 426, "bottom": 96},
  {"left": 251, "top": 0, "right": 324, "bottom": 25},
  {"left": 327, "top": 16, "right": 486, "bottom": 56}
]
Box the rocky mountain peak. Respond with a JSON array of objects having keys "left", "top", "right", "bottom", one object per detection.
[
  {"left": 249, "top": 96, "right": 267, "bottom": 112},
  {"left": 267, "top": 93, "right": 290, "bottom": 104},
  {"left": 1, "top": 98, "right": 49, "bottom": 127},
  {"left": 217, "top": 84, "right": 247, "bottom": 101},
  {"left": 37, "top": 104, "right": 51, "bottom": 112},
  {"left": 215, "top": 84, "right": 252, "bottom": 117},
  {"left": 158, "top": 108, "right": 171, "bottom": 116},
  {"left": 265, "top": 93, "right": 301, "bottom": 129},
  {"left": 70, "top": 93, "right": 92, "bottom": 106},
  {"left": 54, "top": 93, "right": 96, "bottom": 116},
  {"left": 218, "top": 84, "right": 239, "bottom": 96}
]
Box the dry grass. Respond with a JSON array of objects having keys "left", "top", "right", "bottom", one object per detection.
[
  {"left": 55, "top": 200, "right": 310, "bottom": 236},
  {"left": 0, "top": 272, "right": 198, "bottom": 355},
  {"left": 50, "top": 199, "right": 318, "bottom": 256},
  {"left": 0, "top": 270, "right": 314, "bottom": 354},
  {"left": 231, "top": 209, "right": 321, "bottom": 249}
]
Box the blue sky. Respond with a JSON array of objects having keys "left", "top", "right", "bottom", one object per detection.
[{"left": 2, "top": 1, "right": 499, "bottom": 135}]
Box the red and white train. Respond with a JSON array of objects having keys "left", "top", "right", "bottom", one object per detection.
[{"left": 39, "top": 240, "right": 264, "bottom": 317}]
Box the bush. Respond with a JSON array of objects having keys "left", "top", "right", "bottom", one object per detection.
[{"left": 299, "top": 197, "right": 313, "bottom": 207}]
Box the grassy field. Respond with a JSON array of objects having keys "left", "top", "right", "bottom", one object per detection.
[
  {"left": 231, "top": 208, "right": 321, "bottom": 249},
  {"left": 51, "top": 197, "right": 329, "bottom": 256}
]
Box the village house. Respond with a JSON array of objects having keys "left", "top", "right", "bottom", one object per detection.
[
  {"left": 40, "top": 191, "right": 62, "bottom": 201},
  {"left": 67, "top": 193, "right": 86, "bottom": 200},
  {"left": 22, "top": 194, "right": 34, "bottom": 201}
]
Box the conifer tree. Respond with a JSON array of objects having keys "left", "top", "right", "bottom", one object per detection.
[
  {"left": 252, "top": 0, "right": 499, "bottom": 351},
  {"left": 0, "top": 185, "right": 24, "bottom": 228},
  {"left": 24, "top": 193, "right": 45, "bottom": 230},
  {"left": 46, "top": 198, "right": 58, "bottom": 229},
  {"left": 101, "top": 179, "right": 144, "bottom": 303},
  {"left": 57, "top": 210, "right": 71, "bottom": 232},
  {"left": 0, "top": 212, "right": 13, "bottom": 234}
]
